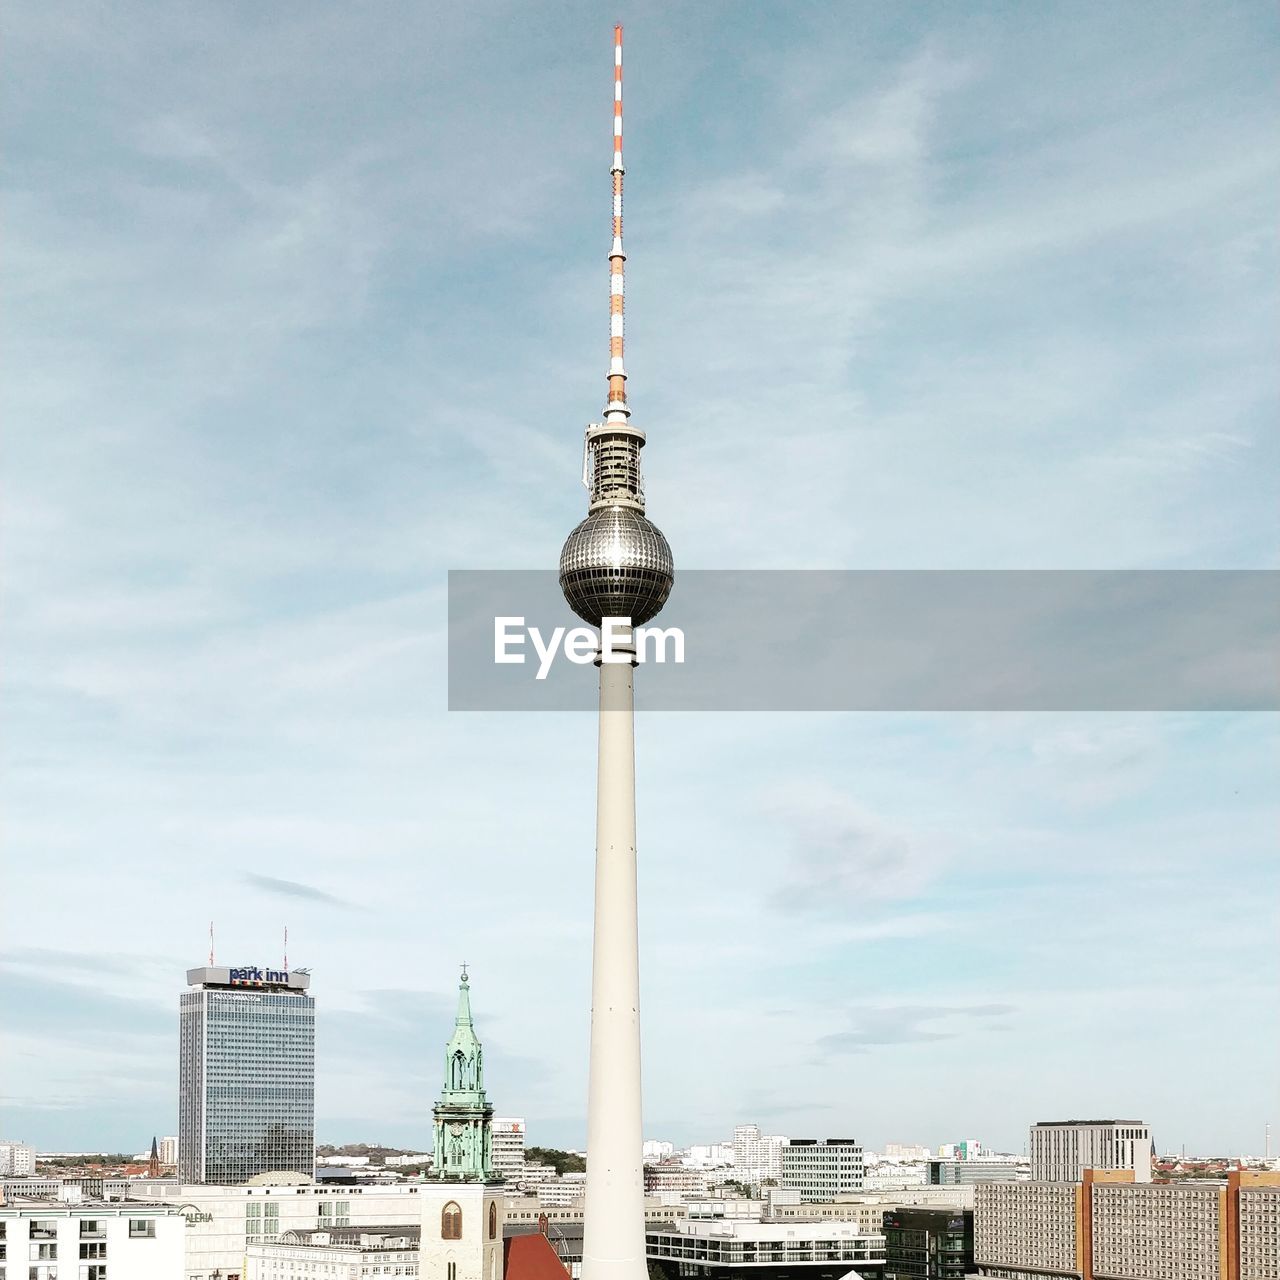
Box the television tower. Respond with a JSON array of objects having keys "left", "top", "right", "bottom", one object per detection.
[{"left": 558, "top": 25, "right": 674, "bottom": 1280}]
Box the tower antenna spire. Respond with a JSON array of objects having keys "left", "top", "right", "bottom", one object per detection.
[
  {"left": 208, "top": 920, "right": 215, "bottom": 967},
  {"left": 283, "top": 925, "right": 288, "bottom": 972},
  {"left": 606, "top": 23, "right": 628, "bottom": 423}
]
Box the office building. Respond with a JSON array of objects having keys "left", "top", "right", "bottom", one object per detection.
[
  {"left": 1029, "top": 1120, "right": 1151, "bottom": 1183},
  {"left": 646, "top": 1218, "right": 885, "bottom": 1280},
  {"left": 972, "top": 1169, "right": 1280, "bottom": 1280},
  {"left": 539, "top": 1178, "right": 589, "bottom": 1208},
  {"left": 493, "top": 1118, "right": 527, "bottom": 1181},
  {"left": 159, "top": 1135, "right": 179, "bottom": 1166},
  {"left": 780, "top": 1139, "right": 865, "bottom": 1201},
  {"left": 644, "top": 1163, "right": 709, "bottom": 1195},
  {"left": 0, "top": 1197, "right": 184, "bottom": 1280},
  {"left": 644, "top": 1141, "right": 676, "bottom": 1163},
  {"left": 0, "top": 1139, "right": 36, "bottom": 1175},
  {"left": 131, "top": 1179, "right": 437, "bottom": 1279},
  {"left": 179, "top": 963, "right": 315, "bottom": 1184},
  {"left": 928, "top": 1160, "right": 1024, "bottom": 1186},
  {"left": 882, "top": 1206, "right": 973, "bottom": 1280}
]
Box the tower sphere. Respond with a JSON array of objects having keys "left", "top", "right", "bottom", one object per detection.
[{"left": 559, "top": 506, "right": 674, "bottom": 628}]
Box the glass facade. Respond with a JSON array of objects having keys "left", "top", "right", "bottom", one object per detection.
[
  {"left": 180, "top": 980, "right": 315, "bottom": 1183},
  {"left": 884, "top": 1208, "right": 974, "bottom": 1280}
]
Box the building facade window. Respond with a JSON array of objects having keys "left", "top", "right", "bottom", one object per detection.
[{"left": 443, "top": 1202, "right": 463, "bottom": 1241}]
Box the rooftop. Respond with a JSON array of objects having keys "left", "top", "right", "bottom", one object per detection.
[
  {"left": 0, "top": 1198, "right": 180, "bottom": 1215},
  {"left": 269, "top": 1225, "right": 420, "bottom": 1250},
  {"left": 1032, "top": 1120, "right": 1146, "bottom": 1127}
]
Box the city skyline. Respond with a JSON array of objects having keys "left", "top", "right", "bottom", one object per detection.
[{"left": 2, "top": 0, "right": 1277, "bottom": 1162}]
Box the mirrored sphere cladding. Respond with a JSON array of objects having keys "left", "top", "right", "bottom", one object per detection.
[{"left": 559, "top": 505, "right": 675, "bottom": 628}]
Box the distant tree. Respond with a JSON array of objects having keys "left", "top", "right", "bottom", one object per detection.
[{"left": 525, "top": 1147, "right": 586, "bottom": 1176}]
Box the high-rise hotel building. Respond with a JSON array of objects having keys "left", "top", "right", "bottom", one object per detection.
[{"left": 179, "top": 964, "right": 315, "bottom": 1184}]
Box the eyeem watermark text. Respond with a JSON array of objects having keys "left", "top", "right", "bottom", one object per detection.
[{"left": 495, "top": 616, "right": 685, "bottom": 679}]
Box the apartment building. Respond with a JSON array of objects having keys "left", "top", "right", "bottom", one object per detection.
[
  {"left": 732, "top": 1126, "right": 788, "bottom": 1184},
  {"left": 0, "top": 1140, "right": 36, "bottom": 1176},
  {"left": 973, "top": 1169, "right": 1280, "bottom": 1280},
  {"left": 1237, "top": 1173, "right": 1280, "bottom": 1280},
  {"left": 492, "top": 1118, "right": 526, "bottom": 1181}
]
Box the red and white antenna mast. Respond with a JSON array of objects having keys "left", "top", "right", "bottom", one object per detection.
[
  {"left": 283, "top": 926, "right": 288, "bottom": 972},
  {"left": 578, "top": 24, "right": 648, "bottom": 510},
  {"left": 606, "top": 23, "right": 628, "bottom": 424},
  {"left": 208, "top": 921, "right": 215, "bottom": 967}
]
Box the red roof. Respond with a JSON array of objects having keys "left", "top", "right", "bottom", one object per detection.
[{"left": 504, "top": 1233, "right": 570, "bottom": 1280}]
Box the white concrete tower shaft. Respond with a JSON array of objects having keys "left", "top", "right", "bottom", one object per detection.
[
  {"left": 583, "top": 649, "right": 645, "bottom": 1280},
  {"left": 580, "top": 26, "right": 648, "bottom": 1280}
]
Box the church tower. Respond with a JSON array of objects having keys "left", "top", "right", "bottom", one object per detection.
[
  {"left": 422, "top": 966, "right": 503, "bottom": 1280},
  {"left": 432, "top": 965, "right": 495, "bottom": 1182}
]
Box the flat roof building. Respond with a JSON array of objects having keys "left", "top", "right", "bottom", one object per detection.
[
  {"left": 493, "top": 1118, "right": 527, "bottom": 1181},
  {"left": 928, "top": 1160, "right": 1025, "bottom": 1186},
  {"left": 1, "top": 1197, "right": 185, "bottom": 1280},
  {"left": 179, "top": 964, "right": 315, "bottom": 1185},
  {"left": 780, "top": 1140, "right": 865, "bottom": 1202},
  {"left": 245, "top": 1224, "right": 421, "bottom": 1279},
  {"left": 883, "top": 1206, "right": 973, "bottom": 1280},
  {"left": 1029, "top": 1120, "right": 1151, "bottom": 1184},
  {"left": 972, "top": 1169, "right": 1280, "bottom": 1280},
  {"left": 647, "top": 1218, "right": 885, "bottom": 1280}
]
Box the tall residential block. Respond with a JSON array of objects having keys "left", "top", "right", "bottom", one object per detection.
[
  {"left": 179, "top": 964, "right": 315, "bottom": 1184},
  {"left": 0, "top": 1140, "right": 36, "bottom": 1175},
  {"left": 1030, "top": 1120, "right": 1151, "bottom": 1183},
  {"left": 733, "top": 1126, "right": 789, "bottom": 1184},
  {"left": 973, "top": 1168, "right": 1280, "bottom": 1280},
  {"left": 492, "top": 1117, "right": 527, "bottom": 1181}
]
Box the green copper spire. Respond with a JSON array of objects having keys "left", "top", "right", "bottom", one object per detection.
[{"left": 432, "top": 964, "right": 495, "bottom": 1181}]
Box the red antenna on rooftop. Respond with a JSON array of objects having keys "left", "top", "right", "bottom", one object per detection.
[
  {"left": 283, "top": 925, "right": 289, "bottom": 972},
  {"left": 209, "top": 920, "right": 215, "bottom": 966}
]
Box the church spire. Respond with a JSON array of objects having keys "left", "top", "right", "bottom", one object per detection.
[{"left": 432, "top": 964, "right": 495, "bottom": 1182}]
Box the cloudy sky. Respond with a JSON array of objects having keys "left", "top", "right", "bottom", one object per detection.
[{"left": 2, "top": 1, "right": 1276, "bottom": 1158}]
